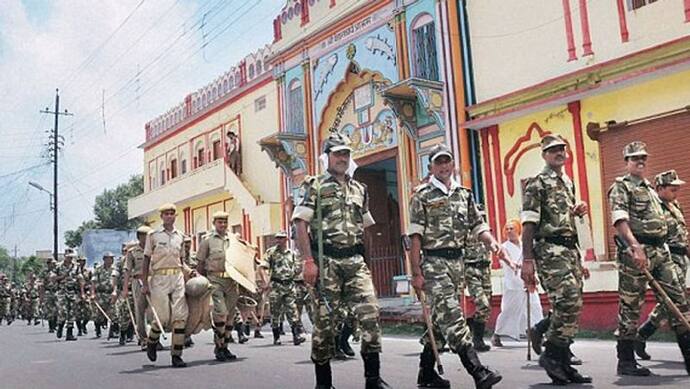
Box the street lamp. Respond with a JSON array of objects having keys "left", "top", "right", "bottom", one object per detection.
[{"left": 29, "top": 181, "right": 56, "bottom": 260}]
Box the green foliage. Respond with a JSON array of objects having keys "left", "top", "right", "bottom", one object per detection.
[
  {"left": 64, "top": 220, "right": 98, "bottom": 248},
  {"left": 0, "top": 246, "right": 44, "bottom": 283}
]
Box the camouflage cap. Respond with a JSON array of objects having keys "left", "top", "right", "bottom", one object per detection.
[
  {"left": 212, "top": 211, "right": 230, "bottom": 221},
  {"left": 275, "top": 231, "right": 288, "bottom": 238},
  {"left": 655, "top": 169, "right": 685, "bottom": 187},
  {"left": 540, "top": 134, "right": 567, "bottom": 151},
  {"left": 322, "top": 132, "right": 352, "bottom": 154},
  {"left": 428, "top": 144, "right": 453, "bottom": 163},
  {"left": 136, "top": 225, "right": 152, "bottom": 234},
  {"left": 158, "top": 203, "right": 177, "bottom": 214},
  {"left": 102, "top": 251, "right": 115, "bottom": 259},
  {"left": 623, "top": 141, "right": 648, "bottom": 158}
]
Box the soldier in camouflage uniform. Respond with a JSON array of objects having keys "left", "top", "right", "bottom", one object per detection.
[
  {"left": 91, "top": 252, "right": 116, "bottom": 339},
  {"left": 294, "top": 252, "right": 314, "bottom": 333},
  {"left": 409, "top": 143, "right": 503, "bottom": 389},
  {"left": 259, "top": 231, "right": 306, "bottom": 346},
  {"left": 113, "top": 247, "right": 135, "bottom": 345},
  {"left": 0, "top": 273, "right": 13, "bottom": 325},
  {"left": 39, "top": 260, "right": 58, "bottom": 332},
  {"left": 197, "top": 211, "right": 240, "bottom": 362},
  {"left": 463, "top": 214, "right": 493, "bottom": 353},
  {"left": 122, "top": 226, "right": 151, "bottom": 350},
  {"left": 20, "top": 272, "right": 41, "bottom": 325},
  {"left": 521, "top": 134, "right": 591, "bottom": 385},
  {"left": 53, "top": 253, "right": 85, "bottom": 341},
  {"left": 75, "top": 257, "right": 92, "bottom": 336},
  {"left": 633, "top": 170, "right": 689, "bottom": 360},
  {"left": 293, "top": 133, "right": 388, "bottom": 389},
  {"left": 608, "top": 142, "right": 690, "bottom": 376}
]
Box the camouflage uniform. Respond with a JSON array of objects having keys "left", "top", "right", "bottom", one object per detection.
[
  {"left": 75, "top": 261, "right": 92, "bottom": 334},
  {"left": 113, "top": 258, "right": 134, "bottom": 343},
  {"left": 261, "top": 243, "right": 304, "bottom": 344},
  {"left": 292, "top": 171, "right": 381, "bottom": 363},
  {"left": 53, "top": 258, "right": 84, "bottom": 339},
  {"left": 20, "top": 279, "right": 40, "bottom": 324},
  {"left": 124, "top": 242, "right": 148, "bottom": 346},
  {"left": 0, "top": 277, "right": 12, "bottom": 325},
  {"left": 91, "top": 263, "right": 115, "bottom": 328},
  {"left": 521, "top": 165, "right": 583, "bottom": 347},
  {"left": 294, "top": 258, "right": 314, "bottom": 327},
  {"left": 464, "top": 234, "right": 493, "bottom": 351},
  {"left": 39, "top": 263, "right": 59, "bottom": 331}
]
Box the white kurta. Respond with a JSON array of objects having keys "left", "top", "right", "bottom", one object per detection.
[{"left": 494, "top": 240, "right": 544, "bottom": 340}]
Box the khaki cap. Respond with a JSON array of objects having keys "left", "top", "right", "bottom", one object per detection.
[
  {"left": 428, "top": 144, "right": 453, "bottom": 163},
  {"left": 158, "top": 203, "right": 177, "bottom": 214},
  {"left": 655, "top": 170, "right": 685, "bottom": 187},
  {"left": 136, "top": 225, "right": 152, "bottom": 234},
  {"left": 212, "top": 211, "right": 230, "bottom": 221},
  {"left": 540, "top": 134, "right": 567, "bottom": 151},
  {"left": 623, "top": 141, "right": 649, "bottom": 158},
  {"left": 322, "top": 132, "right": 353, "bottom": 154}
]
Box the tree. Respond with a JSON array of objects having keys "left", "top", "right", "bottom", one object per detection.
[{"left": 64, "top": 175, "right": 143, "bottom": 247}]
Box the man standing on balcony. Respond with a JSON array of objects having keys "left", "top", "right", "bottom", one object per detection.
[
  {"left": 141, "top": 203, "right": 193, "bottom": 368},
  {"left": 608, "top": 142, "right": 690, "bottom": 376},
  {"left": 409, "top": 143, "right": 503, "bottom": 389},
  {"left": 293, "top": 132, "right": 389, "bottom": 389},
  {"left": 226, "top": 131, "right": 241, "bottom": 174}
]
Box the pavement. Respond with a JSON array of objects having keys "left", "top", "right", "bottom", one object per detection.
[{"left": 1, "top": 320, "right": 689, "bottom": 389}]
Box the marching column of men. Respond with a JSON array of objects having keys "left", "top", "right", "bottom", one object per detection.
[{"left": 4, "top": 133, "right": 690, "bottom": 389}]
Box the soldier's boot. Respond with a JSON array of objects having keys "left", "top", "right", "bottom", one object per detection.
[
  {"left": 530, "top": 312, "right": 551, "bottom": 356},
  {"left": 561, "top": 346, "right": 592, "bottom": 384},
  {"left": 617, "top": 339, "right": 651, "bottom": 376},
  {"left": 56, "top": 322, "right": 64, "bottom": 339},
  {"left": 108, "top": 323, "right": 119, "bottom": 340},
  {"left": 171, "top": 355, "right": 187, "bottom": 368},
  {"left": 77, "top": 323, "right": 84, "bottom": 336},
  {"left": 634, "top": 319, "right": 657, "bottom": 360},
  {"left": 279, "top": 321, "right": 286, "bottom": 335},
  {"left": 126, "top": 324, "right": 134, "bottom": 342},
  {"left": 146, "top": 340, "right": 158, "bottom": 362},
  {"left": 235, "top": 323, "right": 248, "bottom": 344},
  {"left": 567, "top": 344, "right": 582, "bottom": 365},
  {"left": 82, "top": 320, "right": 88, "bottom": 335},
  {"left": 472, "top": 320, "right": 491, "bottom": 352},
  {"left": 254, "top": 328, "right": 264, "bottom": 338},
  {"left": 27, "top": 319, "right": 32, "bottom": 325},
  {"left": 417, "top": 344, "right": 450, "bottom": 388},
  {"left": 313, "top": 360, "right": 333, "bottom": 389},
  {"left": 334, "top": 333, "right": 347, "bottom": 360},
  {"left": 676, "top": 331, "right": 690, "bottom": 375},
  {"left": 119, "top": 329, "right": 126, "bottom": 346},
  {"left": 458, "top": 345, "right": 502, "bottom": 389},
  {"left": 184, "top": 335, "right": 194, "bottom": 348},
  {"left": 65, "top": 325, "right": 77, "bottom": 341},
  {"left": 48, "top": 319, "right": 55, "bottom": 333},
  {"left": 34, "top": 318, "right": 40, "bottom": 325},
  {"left": 272, "top": 327, "right": 282, "bottom": 345},
  {"left": 243, "top": 323, "right": 251, "bottom": 336},
  {"left": 222, "top": 346, "right": 237, "bottom": 361},
  {"left": 292, "top": 325, "right": 306, "bottom": 346},
  {"left": 214, "top": 345, "right": 227, "bottom": 362},
  {"left": 538, "top": 342, "right": 569, "bottom": 385},
  {"left": 95, "top": 322, "right": 102, "bottom": 338},
  {"left": 340, "top": 323, "right": 356, "bottom": 357},
  {"left": 363, "top": 353, "right": 391, "bottom": 389}
]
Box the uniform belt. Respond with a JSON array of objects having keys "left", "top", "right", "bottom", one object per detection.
[
  {"left": 668, "top": 245, "right": 688, "bottom": 256},
  {"left": 207, "top": 271, "right": 232, "bottom": 278},
  {"left": 424, "top": 248, "right": 463, "bottom": 259},
  {"left": 312, "top": 244, "right": 365, "bottom": 259},
  {"left": 542, "top": 236, "right": 578, "bottom": 249},
  {"left": 635, "top": 235, "right": 666, "bottom": 247},
  {"left": 152, "top": 268, "right": 182, "bottom": 276},
  {"left": 465, "top": 261, "right": 491, "bottom": 269},
  {"left": 271, "top": 278, "right": 294, "bottom": 285}
]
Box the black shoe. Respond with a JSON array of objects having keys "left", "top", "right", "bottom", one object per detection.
[
  {"left": 119, "top": 331, "right": 126, "bottom": 346},
  {"left": 458, "top": 345, "right": 502, "bottom": 389},
  {"left": 530, "top": 314, "right": 551, "bottom": 355},
  {"left": 34, "top": 319, "right": 41, "bottom": 325},
  {"left": 567, "top": 346, "right": 583, "bottom": 365},
  {"left": 95, "top": 323, "right": 102, "bottom": 338},
  {"left": 184, "top": 336, "right": 194, "bottom": 348},
  {"left": 126, "top": 325, "right": 134, "bottom": 342},
  {"left": 563, "top": 363, "right": 593, "bottom": 384},
  {"left": 254, "top": 329, "right": 264, "bottom": 338},
  {"left": 48, "top": 319, "right": 55, "bottom": 333},
  {"left": 293, "top": 325, "right": 306, "bottom": 346},
  {"left": 418, "top": 344, "right": 450, "bottom": 388},
  {"left": 676, "top": 331, "right": 690, "bottom": 375},
  {"left": 617, "top": 339, "right": 651, "bottom": 376},
  {"left": 363, "top": 353, "right": 391, "bottom": 389},
  {"left": 171, "top": 355, "right": 187, "bottom": 368},
  {"left": 65, "top": 326, "right": 77, "bottom": 341},
  {"left": 244, "top": 323, "right": 251, "bottom": 336},
  {"left": 339, "top": 323, "right": 355, "bottom": 356},
  {"left": 314, "top": 360, "right": 333, "bottom": 389},
  {"left": 56, "top": 323, "right": 64, "bottom": 339},
  {"left": 156, "top": 342, "right": 163, "bottom": 351},
  {"left": 147, "top": 341, "right": 158, "bottom": 362},
  {"left": 538, "top": 342, "right": 569, "bottom": 385},
  {"left": 236, "top": 324, "right": 248, "bottom": 344},
  {"left": 636, "top": 319, "right": 656, "bottom": 359},
  {"left": 214, "top": 346, "right": 228, "bottom": 361},
  {"left": 279, "top": 322, "right": 286, "bottom": 335},
  {"left": 273, "top": 327, "right": 282, "bottom": 345},
  {"left": 222, "top": 346, "right": 237, "bottom": 361},
  {"left": 472, "top": 320, "right": 491, "bottom": 352},
  {"left": 78, "top": 325, "right": 84, "bottom": 336},
  {"left": 82, "top": 320, "right": 88, "bottom": 335}
]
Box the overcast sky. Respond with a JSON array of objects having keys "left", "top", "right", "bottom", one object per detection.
[{"left": 0, "top": 0, "right": 279, "bottom": 256}]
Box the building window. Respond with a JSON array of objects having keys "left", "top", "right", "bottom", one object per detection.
[
  {"left": 160, "top": 167, "right": 166, "bottom": 186},
  {"left": 197, "top": 147, "right": 205, "bottom": 167},
  {"left": 212, "top": 140, "right": 222, "bottom": 160},
  {"left": 170, "top": 158, "right": 178, "bottom": 179},
  {"left": 255, "top": 95, "right": 266, "bottom": 112},
  {"left": 181, "top": 159, "right": 187, "bottom": 175},
  {"left": 287, "top": 79, "right": 304, "bottom": 133},
  {"left": 256, "top": 60, "right": 262, "bottom": 74},
  {"left": 628, "top": 0, "right": 658, "bottom": 10},
  {"left": 248, "top": 64, "right": 255, "bottom": 79},
  {"left": 412, "top": 14, "right": 439, "bottom": 81}
]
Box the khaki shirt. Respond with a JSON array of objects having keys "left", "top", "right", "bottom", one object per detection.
[
  {"left": 124, "top": 245, "right": 146, "bottom": 277},
  {"left": 144, "top": 227, "right": 184, "bottom": 270},
  {"left": 197, "top": 229, "right": 230, "bottom": 273}
]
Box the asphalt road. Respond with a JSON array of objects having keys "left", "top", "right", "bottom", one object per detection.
[{"left": 1, "top": 321, "right": 689, "bottom": 389}]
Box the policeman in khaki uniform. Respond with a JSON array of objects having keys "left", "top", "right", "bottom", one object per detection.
[
  {"left": 259, "top": 231, "right": 306, "bottom": 346},
  {"left": 409, "top": 144, "right": 503, "bottom": 389},
  {"left": 521, "top": 134, "right": 591, "bottom": 385},
  {"left": 122, "top": 225, "right": 151, "bottom": 350},
  {"left": 196, "top": 211, "right": 240, "bottom": 362},
  {"left": 293, "top": 133, "right": 388, "bottom": 389},
  {"left": 142, "top": 203, "right": 193, "bottom": 368},
  {"left": 635, "top": 170, "right": 689, "bottom": 360},
  {"left": 608, "top": 142, "right": 690, "bottom": 376}
]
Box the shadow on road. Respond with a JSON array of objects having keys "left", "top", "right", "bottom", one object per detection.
[
  {"left": 613, "top": 374, "right": 687, "bottom": 387},
  {"left": 119, "top": 357, "right": 248, "bottom": 374}
]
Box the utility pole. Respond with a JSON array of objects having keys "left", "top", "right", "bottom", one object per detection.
[{"left": 41, "top": 89, "right": 72, "bottom": 262}]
